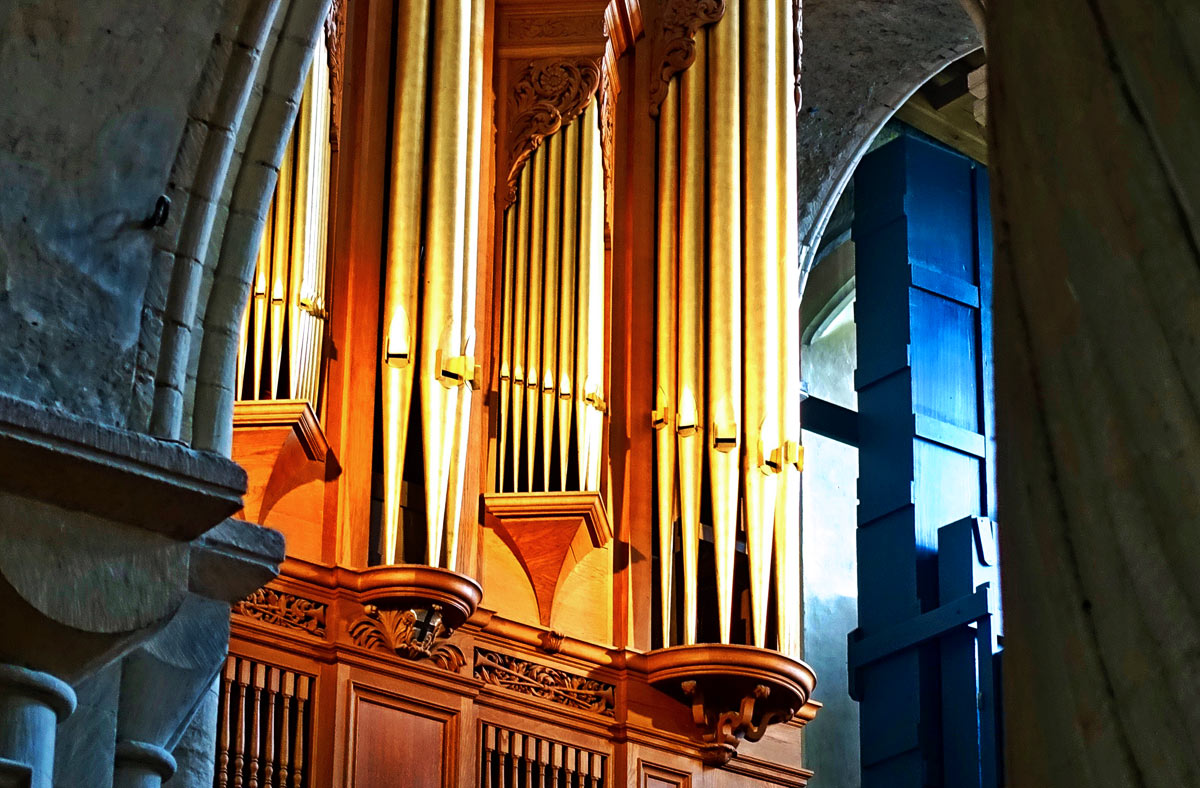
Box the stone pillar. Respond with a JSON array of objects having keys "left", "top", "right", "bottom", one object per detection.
[
  {"left": 110, "top": 520, "right": 284, "bottom": 788},
  {"left": 163, "top": 682, "right": 218, "bottom": 788},
  {"left": 0, "top": 665, "right": 76, "bottom": 787},
  {"left": 990, "top": 2, "right": 1200, "bottom": 785}
]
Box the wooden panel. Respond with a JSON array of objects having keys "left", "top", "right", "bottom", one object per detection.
[
  {"left": 639, "top": 761, "right": 691, "bottom": 788},
  {"left": 349, "top": 688, "right": 458, "bottom": 787}
]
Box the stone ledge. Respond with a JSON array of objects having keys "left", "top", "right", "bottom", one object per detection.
[{"left": 0, "top": 393, "right": 246, "bottom": 540}]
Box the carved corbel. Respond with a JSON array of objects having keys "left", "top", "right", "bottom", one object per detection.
[
  {"left": 505, "top": 57, "right": 603, "bottom": 206},
  {"left": 325, "top": 0, "right": 347, "bottom": 150},
  {"left": 648, "top": 0, "right": 726, "bottom": 116},
  {"left": 680, "top": 680, "right": 796, "bottom": 765},
  {"left": 348, "top": 604, "right": 466, "bottom": 672}
]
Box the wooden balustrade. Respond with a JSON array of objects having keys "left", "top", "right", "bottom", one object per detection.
[
  {"left": 480, "top": 724, "right": 607, "bottom": 788},
  {"left": 214, "top": 656, "right": 313, "bottom": 788}
]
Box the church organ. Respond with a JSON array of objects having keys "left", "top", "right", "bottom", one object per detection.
[{"left": 224, "top": 0, "right": 820, "bottom": 784}]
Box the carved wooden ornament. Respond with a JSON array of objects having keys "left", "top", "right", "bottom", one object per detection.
[
  {"left": 648, "top": 0, "right": 726, "bottom": 116},
  {"left": 325, "top": 0, "right": 347, "bottom": 150},
  {"left": 505, "top": 57, "right": 603, "bottom": 206}
]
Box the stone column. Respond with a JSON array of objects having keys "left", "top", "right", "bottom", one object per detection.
[
  {"left": 990, "top": 2, "right": 1200, "bottom": 785},
  {"left": 0, "top": 665, "right": 76, "bottom": 787}
]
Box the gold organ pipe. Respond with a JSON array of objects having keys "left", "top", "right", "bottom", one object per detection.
[
  {"left": 419, "top": 0, "right": 471, "bottom": 566},
  {"left": 557, "top": 119, "right": 581, "bottom": 490},
  {"left": 511, "top": 166, "right": 531, "bottom": 489},
  {"left": 774, "top": 0, "right": 803, "bottom": 657},
  {"left": 525, "top": 146, "right": 547, "bottom": 493},
  {"left": 584, "top": 103, "right": 606, "bottom": 492},
  {"left": 654, "top": 80, "right": 681, "bottom": 647},
  {"left": 288, "top": 68, "right": 314, "bottom": 403},
  {"left": 676, "top": 51, "right": 706, "bottom": 646},
  {"left": 707, "top": 6, "right": 743, "bottom": 644},
  {"left": 445, "top": 0, "right": 485, "bottom": 571},
  {"left": 380, "top": 0, "right": 430, "bottom": 563},
  {"left": 498, "top": 206, "right": 516, "bottom": 490},
  {"left": 251, "top": 192, "right": 272, "bottom": 398},
  {"left": 575, "top": 105, "right": 599, "bottom": 491},
  {"left": 269, "top": 139, "right": 293, "bottom": 398},
  {"left": 742, "top": 0, "right": 782, "bottom": 648},
  {"left": 541, "top": 131, "right": 564, "bottom": 491}
]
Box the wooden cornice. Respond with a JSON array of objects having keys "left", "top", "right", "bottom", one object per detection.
[{"left": 232, "top": 399, "right": 329, "bottom": 462}]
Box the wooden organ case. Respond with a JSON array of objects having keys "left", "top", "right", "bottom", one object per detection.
[{"left": 221, "top": 0, "right": 820, "bottom": 786}]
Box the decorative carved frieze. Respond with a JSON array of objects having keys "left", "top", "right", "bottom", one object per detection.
[
  {"left": 325, "top": 0, "right": 347, "bottom": 150},
  {"left": 474, "top": 648, "right": 615, "bottom": 716},
  {"left": 233, "top": 588, "right": 327, "bottom": 637},
  {"left": 347, "top": 604, "right": 465, "bottom": 672},
  {"left": 599, "top": 59, "right": 618, "bottom": 217},
  {"left": 648, "top": 0, "right": 726, "bottom": 116},
  {"left": 505, "top": 15, "right": 605, "bottom": 42},
  {"left": 505, "top": 57, "right": 603, "bottom": 206}
]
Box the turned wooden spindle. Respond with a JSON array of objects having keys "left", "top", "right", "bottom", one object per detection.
[
  {"left": 524, "top": 735, "right": 536, "bottom": 787},
  {"left": 481, "top": 725, "right": 494, "bottom": 788},
  {"left": 262, "top": 667, "right": 279, "bottom": 787},
  {"left": 509, "top": 732, "right": 522, "bottom": 788},
  {"left": 247, "top": 663, "right": 266, "bottom": 788},
  {"left": 278, "top": 672, "right": 295, "bottom": 788},
  {"left": 217, "top": 657, "right": 236, "bottom": 788},
  {"left": 292, "top": 675, "right": 310, "bottom": 788},
  {"left": 233, "top": 659, "right": 250, "bottom": 788}
]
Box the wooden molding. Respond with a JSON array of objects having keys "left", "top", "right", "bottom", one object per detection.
[
  {"left": 483, "top": 492, "right": 611, "bottom": 628},
  {"left": 233, "top": 399, "right": 330, "bottom": 463},
  {"left": 647, "top": 0, "right": 725, "bottom": 116},
  {"left": 504, "top": 56, "right": 603, "bottom": 207}
]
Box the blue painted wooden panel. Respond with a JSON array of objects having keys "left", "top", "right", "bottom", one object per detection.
[{"left": 850, "top": 129, "right": 1001, "bottom": 788}]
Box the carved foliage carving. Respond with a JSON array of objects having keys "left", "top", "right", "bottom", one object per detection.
[
  {"left": 506, "top": 57, "right": 603, "bottom": 206},
  {"left": 325, "top": 0, "right": 348, "bottom": 150},
  {"left": 474, "top": 648, "right": 615, "bottom": 716},
  {"left": 233, "top": 588, "right": 327, "bottom": 637},
  {"left": 347, "top": 604, "right": 466, "bottom": 671},
  {"left": 648, "top": 0, "right": 726, "bottom": 116}
]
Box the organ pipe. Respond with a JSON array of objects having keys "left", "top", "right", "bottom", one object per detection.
[
  {"left": 774, "top": 0, "right": 803, "bottom": 658},
  {"left": 418, "top": 0, "right": 472, "bottom": 568},
  {"left": 380, "top": 0, "right": 430, "bottom": 564},
  {"left": 653, "top": 79, "right": 680, "bottom": 647},
  {"left": 376, "top": 0, "right": 486, "bottom": 568},
  {"left": 236, "top": 42, "right": 332, "bottom": 409},
  {"left": 444, "top": 0, "right": 486, "bottom": 573},
  {"left": 675, "top": 50, "right": 706, "bottom": 645},
  {"left": 707, "top": 4, "right": 743, "bottom": 644},
  {"left": 652, "top": 0, "right": 803, "bottom": 650},
  {"left": 494, "top": 106, "right": 607, "bottom": 496}
]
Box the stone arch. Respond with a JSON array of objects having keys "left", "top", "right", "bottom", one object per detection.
[
  {"left": 796, "top": 0, "right": 981, "bottom": 285},
  {"left": 141, "top": 0, "right": 335, "bottom": 452}
]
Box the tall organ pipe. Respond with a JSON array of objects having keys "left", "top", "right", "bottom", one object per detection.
[
  {"left": 707, "top": 4, "right": 743, "bottom": 644},
  {"left": 773, "top": 0, "right": 803, "bottom": 657},
  {"left": 541, "top": 132, "right": 564, "bottom": 492},
  {"left": 380, "top": 0, "right": 431, "bottom": 563},
  {"left": 419, "top": 0, "right": 472, "bottom": 567},
  {"left": 583, "top": 100, "right": 606, "bottom": 493},
  {"left": 741, "top": 0, "right": 781, "bottom": 648},
  {"left": 557, "top": 120, "right": 581, "bottom": 490},
  {"left": 575, "top": 104, "right": 599, "bottom": 491},
  {"left": 676, "top": 50, "right": 706, "bottom": 645},
  {"left": 525, "top": 147, "right": 547, "bottom": 493},
  {"left": 445, "top": 0, "right": 486, "bottom": 572},
  {"left": 653, "top": 80, "right": 680, "bottom": 647}
]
